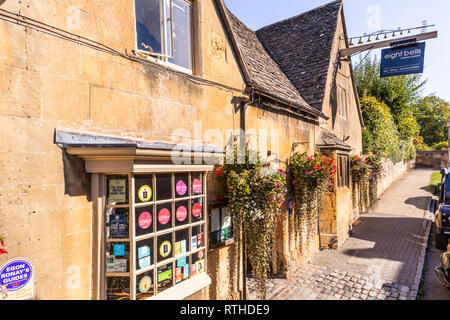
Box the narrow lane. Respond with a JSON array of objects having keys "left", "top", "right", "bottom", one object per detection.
[{"left": 249, "top": 168, "right": 437, "bottom": 300}]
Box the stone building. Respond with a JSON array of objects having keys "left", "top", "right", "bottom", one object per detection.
[{"left": 0, "top": 0, "right": 362, "bottom": 300}]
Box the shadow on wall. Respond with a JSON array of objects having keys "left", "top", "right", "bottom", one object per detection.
[
  {"left": 61, "top": 150, "right": 91, "bottom": 201},
  {"left": 0, "top": 1, "right": 6, "bottom": 6}
]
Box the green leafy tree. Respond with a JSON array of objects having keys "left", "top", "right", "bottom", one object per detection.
[
  {"left": 415, "top": 95, "right": 450, "bottom": 147},
  {"left": 354, "top": 56, "right": 426, "bottom": 140},
  {"left": 413, "top": 135, "right": 430, "bottom": 151},
  {"left": 360, "top": 95, "right": 403, "bottom": 163}
]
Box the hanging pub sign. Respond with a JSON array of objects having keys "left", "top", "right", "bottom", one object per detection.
[
  {"left": 0, "top": 257, "right": 35, "bottom": 300},
  {"left": 380, "top": 41, "right": 426, "bottom": 78}
]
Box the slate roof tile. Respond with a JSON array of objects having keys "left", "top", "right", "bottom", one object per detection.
[
  {"left": 220, "top": 4, "right": 321, "bottom": 116},
  {"left": 256, "top": 0, "right": 342, "bottom": 111}
]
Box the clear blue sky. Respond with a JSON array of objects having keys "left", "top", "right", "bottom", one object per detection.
[{"left": 224, "top": 0, "right": 450, "bottom": 102}]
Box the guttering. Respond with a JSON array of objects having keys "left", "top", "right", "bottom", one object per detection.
[{"left": 249, "top": 87, "right": 328, "bottom": 120}]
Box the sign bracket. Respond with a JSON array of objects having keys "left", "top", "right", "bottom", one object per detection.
[{"left": 340, "top": 31, "right": 437, "bottom": 57}]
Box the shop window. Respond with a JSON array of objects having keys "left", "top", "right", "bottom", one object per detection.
[
  {"left": 103, "top": 172, "right": 207, "bottom": 300},
  {"left": 337, "top": 155, "right": 350, "bottom": 188},
  {"left": 135, "top": 0, "right": 193, "bottom": 71}
]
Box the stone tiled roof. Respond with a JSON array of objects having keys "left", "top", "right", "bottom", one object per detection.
[
  {"left": 317, "top": 130, "right": 351, "bottom": 151},
  {"left": 216, "top": 1, "right": 323, "bottom": 117},
  {"left": 256, "top": 0, "right": 342, "bottom": 111}
]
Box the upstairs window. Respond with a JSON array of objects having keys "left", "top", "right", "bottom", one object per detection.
[
  {"left": 338, "top": 86, "right": 348, "bottom": 119},
  {"left": 135, "top": 0, "right": 193, "bottom": 71}
]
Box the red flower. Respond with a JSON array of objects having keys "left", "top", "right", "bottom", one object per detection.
[
  {"left": 215, "top": 169, "right": 223, "bottom": 176},
  {"left": 0, "top": 249, "right": 7, "bottom": 255},
  {"left": 218, "top": 196, "right": 224, "bottom": 201}
]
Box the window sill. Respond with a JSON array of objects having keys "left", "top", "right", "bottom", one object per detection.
[
  {"left": 146, "top": 273, "right": 211, "bottom": 300},
  {"left": 136, "top": 50, "right": 193, "bottom": 76}
]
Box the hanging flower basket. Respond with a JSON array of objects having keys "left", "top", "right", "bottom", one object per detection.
[
  {"left": 216, "top": 145, "right": 287, "bottom": 299},
  {"left": 288, "top": 153, "right": 336, "bottom": 247},
  {"left": 350, "top": 154, "right": 383, "bottom": 211}
]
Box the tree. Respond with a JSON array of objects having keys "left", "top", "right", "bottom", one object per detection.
[
  {"left": 413, "top": 135, "right": 429, "bottom": 151},
  {"left": 415, "top": 95, "right": 450, "bottom": 147},
  {"left": 360, "top": 95, "right": 403, "bottom": 163},
  {"left": 354, "top": 56, "right": 426, "bottom": 140}
]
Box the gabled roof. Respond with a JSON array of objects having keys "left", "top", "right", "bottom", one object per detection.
[
  {"left": 256, "top": 0, "right": 342, "bottom": 111},
  {"left": 317, "top": 130, "right": 351, "bottom": 152},
  {"left": 215, "top": 0, "right": 325, "bottom": 119}
]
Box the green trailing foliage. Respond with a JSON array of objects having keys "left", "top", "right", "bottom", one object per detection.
[
  {"left": 216, "top": 145, "right": 287, "bottom": 299},
  {"left": 287, "top": 153, "right": 336, "bottom": 249},
  {"left": 350, "top": 154, "right": 383, "bottom": 212}
]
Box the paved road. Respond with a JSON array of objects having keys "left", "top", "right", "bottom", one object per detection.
[
  {"left": 418, "top": 221, "right": 450, "bottom": 300},
  {"left": 249, "top": 168, "right": 435, "bottom": 300}
]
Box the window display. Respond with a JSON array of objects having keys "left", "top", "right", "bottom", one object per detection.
[
  {"left": 107, "top": 175, "right": 129, "bottom": 205},
  {"left": 106, "top": 242, "right": 130, "bottom": 273},
  {"left": 103, "top": 171, "right": 207, "bottom": 300},
  {"left": 106, "top": 208, "right": 129, "bottom": 239},
  {"left": 157, "top": 264, "right": 173, "bottom": 293},
  {"left": 136, "top": 272, "right": 154, "bottom": 300},
  {"left": 135, "top": 175, "right": 153, "bottom": 203},
  {"left": 156, "top": 174, "right": 172, "bottom": 200},
  {"left": 191, "top": 173, "right": 203, "bottom": 195},
  {"left": 136, "top": 238, "right": 154, "bottom": 270},
  {"left": 135, "top": 206, "right": 154, "bottom": 237},
  {"left": 191, "top": 197, "right": 204, "bottom": 222},
  {"left": 175, "top": 201, "right": 189, "bottom": 227},
  {"left": 156, "top": 203, "right": 172, "bottom": 231},
  {"left": 175, "top": 174, "right": 189, "bottom": 198},
  {"left": 106, "top": 277, "right": 130, "bottom": 300}
]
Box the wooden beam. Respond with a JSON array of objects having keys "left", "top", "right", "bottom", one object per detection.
[{"left": 341, "top": 31, "right": 438, "bottom": 57}]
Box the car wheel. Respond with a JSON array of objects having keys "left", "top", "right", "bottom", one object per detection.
[{"left": 435, "top": 226, "right": 449, "bottom": 250}]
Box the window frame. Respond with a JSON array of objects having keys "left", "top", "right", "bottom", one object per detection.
[
  {"left": 100, "top": 170, "right": 208, "bottom": 300},
  {"left": 133, "top": 0, "right": 194, "bottom": 74},
  {"left": 337, "top": 154, "right": 350, "bottom": 188}
]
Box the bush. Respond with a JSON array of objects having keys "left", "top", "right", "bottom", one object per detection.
[
  {"left": 432, "top": 141, "right": 448, "bottom": 151},
  {"left": 362, "top": 129, "right": 374, "bottom": 154},
  {"left": 360, "top": 96, "right": 403, "bottom": 163}
]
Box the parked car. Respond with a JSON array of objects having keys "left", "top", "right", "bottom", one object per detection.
[{"left": 435, "top": 167, "right": 450, "bottom": 250}]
